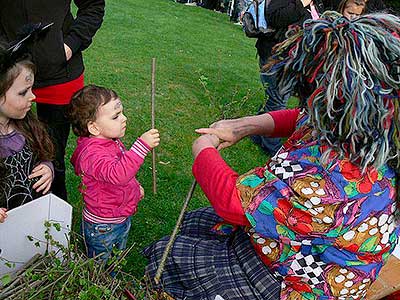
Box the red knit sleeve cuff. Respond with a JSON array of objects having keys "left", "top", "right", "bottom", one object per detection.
[
  {"left": 269, "top": 108, "right": 300, "bottom": 137},
  {"left": 193, "top": 148, "right": 249, "bottom": 226}
]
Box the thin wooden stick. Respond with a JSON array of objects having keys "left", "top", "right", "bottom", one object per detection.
[
  {"left": 151, "top": 58, "right": 157, "bottom": 194},
  {"left": 154, "top": 180, "right": 197, "bottom": 285}
]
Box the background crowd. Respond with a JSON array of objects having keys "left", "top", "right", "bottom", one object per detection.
[{"left": 174, "top": 0, "right": 399, "bottom": 22}]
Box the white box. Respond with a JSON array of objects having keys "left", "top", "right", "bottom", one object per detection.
[{"left": 0, "top": 193, "right": 72, "bottom": 276}]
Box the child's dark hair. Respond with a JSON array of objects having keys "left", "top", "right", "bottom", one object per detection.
[{"left": 67, "top": 84, "right": 119, "bottom": 137}]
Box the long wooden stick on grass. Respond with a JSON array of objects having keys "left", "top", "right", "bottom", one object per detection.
[
  {"left": 154, "top": 180, "right": 197, "bottom": 284},
  {"left": 151, "top": 58, "right": 157, "bottom": 194}
]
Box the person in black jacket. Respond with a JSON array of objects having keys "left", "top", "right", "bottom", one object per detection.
[
  {"left": 0, "top": 0, "right": 105, "bottom": 201},
  {"left": 252, "top": 0, "right": 324, "bottom": 156}
]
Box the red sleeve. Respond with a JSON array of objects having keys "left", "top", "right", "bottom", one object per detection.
[
  {"left": 192, "top": 147, "right": 250, "bottom": 226},
  {"left": 269, "top": 108, "right": 300, "bottom": 137}
]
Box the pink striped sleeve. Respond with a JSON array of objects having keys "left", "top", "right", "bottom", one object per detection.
[{"left": 131, "top": 138, "right": 152, "bottom": 159}]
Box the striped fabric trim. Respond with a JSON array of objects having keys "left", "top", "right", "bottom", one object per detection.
[
  {"left": 82, "top": 208, "right": 127, "bottom": 224},
  {"left": 131, "top": 138, "right": 152, "bottom": 159}
]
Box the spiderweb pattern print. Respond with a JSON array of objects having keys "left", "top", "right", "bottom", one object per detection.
[{"left": 0, "top": 145, "right": 40, "bottom": 209}]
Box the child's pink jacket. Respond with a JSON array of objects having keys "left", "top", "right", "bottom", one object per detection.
[{"left": 71, "top": 136, "right": 151, "bottom": 223}]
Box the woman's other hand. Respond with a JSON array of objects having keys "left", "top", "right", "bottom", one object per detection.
[
  {"left": 192, "top": 134, "right": 220, "bottom": 158},
  {"left": 196, "top": 114, "right": 275, "bottom": 150},
  {"left": 195, "top": 125, "right": 239, "bottom": 151}
]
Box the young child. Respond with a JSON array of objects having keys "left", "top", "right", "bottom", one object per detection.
[
  {"left": 0, "top": 39, "right": 54, "bottom": 223},
  {"left": 338, "top": 0, "right": 366, "bottom": 19},
  {"left": 68, "top": 84, "right": 160, "bottom": 263}
]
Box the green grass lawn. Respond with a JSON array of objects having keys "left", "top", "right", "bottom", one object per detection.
[{"left": 67, "top": 0, "right": 270, "bottom": 278}]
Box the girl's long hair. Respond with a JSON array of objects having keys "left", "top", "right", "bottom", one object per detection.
[{"left": 0, "top": 60, "right": 54, "bottom": 178}]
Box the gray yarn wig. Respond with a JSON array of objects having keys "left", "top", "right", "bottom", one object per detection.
[{"left": 266, "top": 11, "right": 400, "bottom": 173}]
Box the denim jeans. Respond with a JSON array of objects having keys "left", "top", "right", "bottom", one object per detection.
[
  {"left": 252, "top": 57, "right": 291, "bottom": 156},
  {"left": 82, "top": 217, "right": 131, "bottom": 264}
]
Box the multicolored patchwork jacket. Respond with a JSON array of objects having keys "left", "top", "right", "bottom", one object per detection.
[{"left": 237, "top": 112, "right": 400, "bottom": 300}]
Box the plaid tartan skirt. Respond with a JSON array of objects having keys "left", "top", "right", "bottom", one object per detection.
[{"left": 143, "top": 207, "right": 281, "bottom": 300}]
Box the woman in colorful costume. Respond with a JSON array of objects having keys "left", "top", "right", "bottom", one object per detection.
[{"left": 144, "top": 12, "right": 400, "bottom": 300}]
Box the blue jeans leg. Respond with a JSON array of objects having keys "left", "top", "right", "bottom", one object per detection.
[
  {"left": 82, "top": 217, "right": 131, "bottom": 265},
  {"left": 253, "top": 60, "right": 291, "bottom": 155}
]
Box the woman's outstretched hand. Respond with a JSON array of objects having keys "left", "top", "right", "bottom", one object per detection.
[
  {"left": 196, "top": 114, "right": 275, "bottom": 151},
  {"left": 196, "top": 118, "right": 248, "bottom": 150},
  {"left": 195, "top": 127, "right": 237, "bottom": 150},
  {"left": 194, "top": 113, "right": 274, "bottom": 156}
]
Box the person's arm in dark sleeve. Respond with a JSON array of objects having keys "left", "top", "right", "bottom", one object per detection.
[
  {"left": 267, "top": 0, "right": 311, "bottom": 29},
  {"left": 65, "top": 0, "right": 105, "bottom": 54},
  {"left": 0, "top": 22, "right": 5, "bottom": 40}
]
